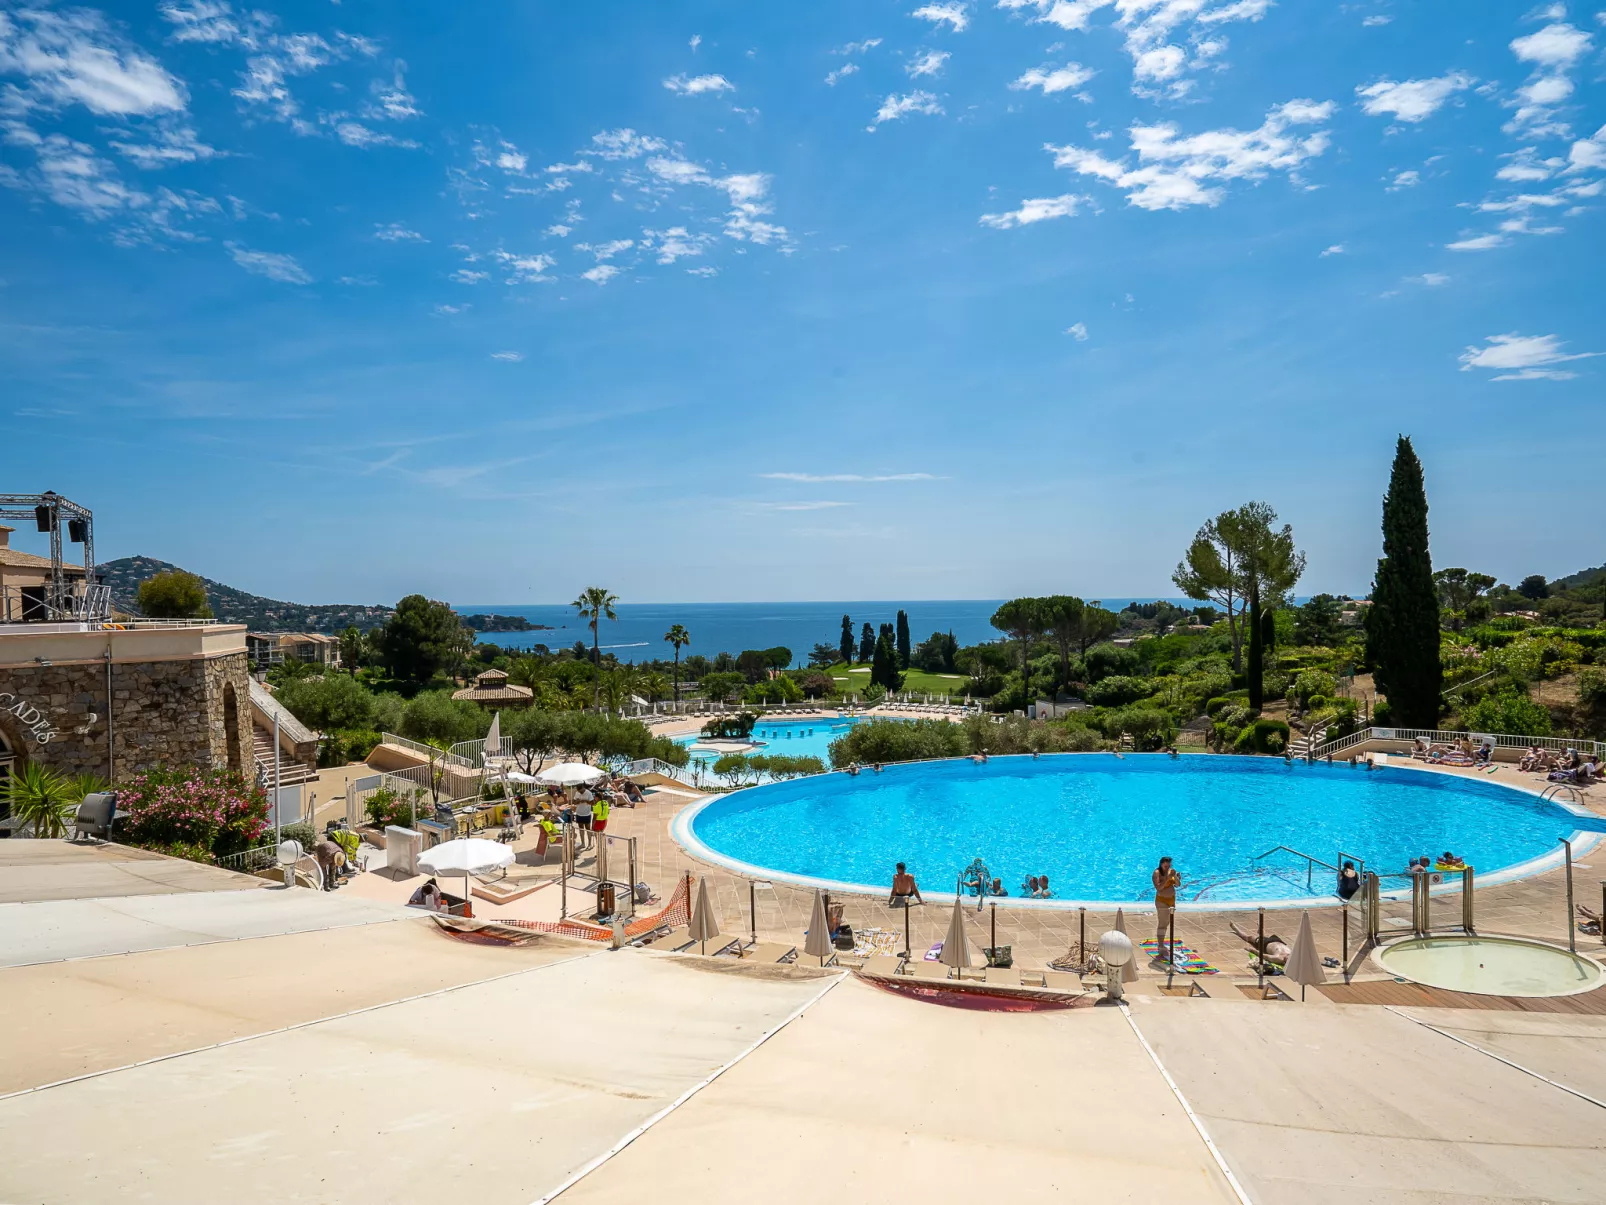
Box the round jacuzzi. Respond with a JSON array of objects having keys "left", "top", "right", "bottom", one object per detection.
[{"left": 1375, "top": 935, "right": 1605, "bottom": 997}]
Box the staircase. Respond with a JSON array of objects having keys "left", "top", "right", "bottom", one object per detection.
[
  {"left": 1289, "top": 725, "right": 1328, "bottom": 759},
  {"left": 253, "top": 725, "right": 318, "bottom": 787}
]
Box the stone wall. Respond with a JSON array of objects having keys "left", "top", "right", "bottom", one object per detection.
[{"left": 0, "top": 651, "right": 253, "bottom": 781}]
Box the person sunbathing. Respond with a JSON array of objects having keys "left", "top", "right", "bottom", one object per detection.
[
  {"left": 888, "top": 862, "right": 923, "bottom": 907},
  {"left": 1229, "top": 920, "right": 1291, "bottom": 965},
  {"left": 1519, "top": 746, "right": 1543, "bottom": 772}
]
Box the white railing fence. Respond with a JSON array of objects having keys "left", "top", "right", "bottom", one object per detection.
[
  {"left": 380, "top": 732, "right": 476, "bottom": 770},
  {"left": 1312, "top": 726, "right": 1605, "bottom": 762},
  {"left": 626, "top": 757, "right": 701, "bottom": 788}
]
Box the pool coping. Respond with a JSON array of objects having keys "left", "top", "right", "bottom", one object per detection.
[
  {"left": 668, "top": 752, "right": 1604, "bottom": 913},
  {"left": 1370, "top": 933, "right": 1606, "bottom": 997}
]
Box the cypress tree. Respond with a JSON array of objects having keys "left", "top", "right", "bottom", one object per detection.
[
  {"left": 871, "top": 630, "right": 903, "bottom": 691},
  {"left": 839, "top": 614, "right": 854, "bottom": 665},
  {"left": 1366, "top": 436, "right": 1442, "bottom": 728},
  {"left": 1247, "top": 595, "right": 1264, "bottom": 711},
  {"left": 895, "top": 609, "right": 911, "bottom": 670},
  {"left": 858, "top": 622, "right": 875, "bottom": 664}
]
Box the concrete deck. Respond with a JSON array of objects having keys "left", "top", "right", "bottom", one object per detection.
[{"left": 0, "top": 838, "right": 266, "bottom": 903}]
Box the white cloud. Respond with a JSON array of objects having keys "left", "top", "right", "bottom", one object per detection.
[
  {"left": 1510, "top": 22, "right": 1592, "bottom": 68},
  {"left": 1567, "top": 124, "right": 1606, "bottom": 173},
  {"left": 545, "top": 161, "right": 593, "bottom": 175},
  {"left": 1010, "top": 62, "right": 1094, "bottom": 95},
  {"left": 1320, "top": 243, "right": 1345, "bottom": 256},
  {"left": 226, "top": 242, "right": 311, "bottom": 283},
  {"left": 1066, "top": 321, "right": 1089, "bottom": 340},
  {"left": 1046, "top": 99, "right": 1335, "bottom": 211},
  {"left": 837, "top": 38, "right": 884, "bottom": 55},
  {"left": 1408, "top": 272, "right": 1449, "bottom": 286},
  {"left": 365, "top": 67, "right": 420, "bottom": 122},
  {"left": 868, "top": 90, "right": 944, "bottom": 130},
  {"left": 1356, "top": 73, "right": 1473, "bottom": 123},
  {"left": 434, "top": 303, "right": 468, "bottom": 314},
  {"left": 332, "top": 121, "right": 416, "bottom": 150},
  {"left": 645, "top": 157, "right": 791, "bottom": 247},
  {"left": 996, "top": 0, "right": 1111, "bottom": 33},
  {"left": 1388, "top": 169, "right": 1420, "bottom": 189},
  {"left": 581, "top": 264, "right": 621, "bottom": 284},
  {"left": 492, "top": 250, "right": 556, "bottom": 282},
  {"left": 644, "top": 226, "right": 712, "bottom": 264},
  {"left": 496, "top": 150, "right": 527, "bottom": 172},
  {"left": 826, "top": 62, "right": 859, "bottom": 86},
  {"left": 978, "top": 193, "right": 1091, "bottom": 228},
  {"left": 374, "top": 222, "right": 425, "bottom": 242},
  {"left": 687, "top": 265, "right": 719, "bottom": 276},
  {"left": 912, "top": 3, "right": 969, "bottom": 32},
  {"left": 1362, "top": 14, "right": 1391, "bottom": 26},
  {"left": 760, "top": 472, "right": 941, "bottom": 482},
  {"left": 759, "top": 500, "right": 853, "bottom": 512},
  {"left": 1446, "top": 232, "right": 1507, "bottom": 251},
  {"left": 490, "top": 351, "right": 523, "bottom": 362},
  {"left": 1133, "top": 45, "right": 1186, "bottom": 82},
  {"left": 159, "top": 2, "right": 252, "bottom": 45},
  {"left": 1496, "top": 147, "right": 1563, "bottom": 180},
  {"left": 587, "top": 128, "right": 667, "bottom": 160},
  {"left": 110, "top": 122, "right": 217, "bottom": 168},
  {"left": 907, "top": 50, "right": 951, "bottom": 77},
  {"left": 689, "top": 34, "right": 702, "bottom": 51},
  {"left": 450, "top": 268, "right": 490, "bottom": 283},
  {"left": 545, "top": 223, "right": 573, "bottom": 238},
  {"left": 647, "top": 156, "right": 710, "bottom": 186},
  {"left": 664, "top": 73, "right": 735, "bottom": 95},
  {"left": 579, "top": 239, "right": 634, "bottom": 261},
  {"left": 0, "top": 8, "right": 187, "bottom": 117},
  {"left": 1459, "top": 332, "right": 1600, "bottom": 380}
]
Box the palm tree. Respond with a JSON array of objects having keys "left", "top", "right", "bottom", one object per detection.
[
  {"left": 664, "top": 623, "right": 690, "bottom": 704},
  {"left": 572, "top": 586, "right": 619, "bottom": 708},
  {"left": 638, "top": 670, "right": 670, "bottom": 703},
  {"left": 6, "top": 762, "right": 72, "bottom": 838}
]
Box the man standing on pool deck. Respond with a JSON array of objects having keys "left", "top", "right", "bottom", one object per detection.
[{"left": 1153, "top": 856, "right": 1181, "bottom": 950}]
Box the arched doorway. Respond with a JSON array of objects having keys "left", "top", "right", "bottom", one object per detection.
[
  {"left": 0, "top": 725, "right": 17, "bottom": 838},
  {"left": 222, "top": 683, "right": 242, "bottom": 775}
]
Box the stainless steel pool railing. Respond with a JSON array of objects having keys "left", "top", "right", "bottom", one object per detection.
[{"left": 1251, "top": 844, "right": 1368, "bottom": 895}]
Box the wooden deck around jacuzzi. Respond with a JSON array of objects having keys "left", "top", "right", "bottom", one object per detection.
[{"left": 1317, "top": 979, "right": 1606, "bottom": 1014}]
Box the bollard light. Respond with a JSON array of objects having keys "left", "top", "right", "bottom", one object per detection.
[
  {"left": 277, "top": 839, "right": 303, "bottom": 889},
  {"left": 1099, "top": 929, "right": 1134, "bottom": 1001}
]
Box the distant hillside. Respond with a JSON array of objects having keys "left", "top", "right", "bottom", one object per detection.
[
  {"left": 98, "top": 557, "right": 395, "bottom": 632},
  {"left": 1554, "top": 563, "right": 1606, "bottom": 589}
]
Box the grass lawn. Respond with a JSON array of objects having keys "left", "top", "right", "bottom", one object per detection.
[{"left": 822, "top": 661, "right": 967, "bottom": 699}]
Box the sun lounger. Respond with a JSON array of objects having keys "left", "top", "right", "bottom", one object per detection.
[
  {"left": 984, "top": 966, "right": 1022, "bottom": 986},
  {"left": 690, "top": 935, "right": 742, "bottom": 956},
  {"left": 860, "top": 954, "right": 905, "bottom": 977},
  {"left": 1042, "top": 970, "right": 1082, "bottom": 992},
  {"left": 645, "top": 927, "right": 693, "bottom": 952},
  {"left": 793, "top": 949, "right": 839, "bottom": 967},
  {"left": 738, "top": 941, "right": 799, "bottom": 962},
  {"left": 907, "top": 961, "right": 953, "bottom": 981}
]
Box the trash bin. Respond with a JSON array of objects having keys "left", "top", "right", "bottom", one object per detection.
[{"left": 597, "top": 881, "right": 616, "bottom": 917}]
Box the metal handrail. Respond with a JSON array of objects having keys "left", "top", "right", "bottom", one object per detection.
[
  {"left": 1252, "top": 844, "right": 1342, "bottom": 893},
  {"left": 1311, "top": 725, "right": 1605, "bottom": 761},
  {"left": 379, "top": 732, "right": 476, "bottom": 769}
]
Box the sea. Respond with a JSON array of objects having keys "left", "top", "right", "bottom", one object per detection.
[{"left": 452, "top": 599, "right": 1191, "bottom": 665}]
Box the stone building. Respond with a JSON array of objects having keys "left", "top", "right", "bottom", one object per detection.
[{"left": 0, "top": 621, "right": 255, "bottom": 790}]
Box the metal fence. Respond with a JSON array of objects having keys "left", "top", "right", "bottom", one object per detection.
[
  {"left": 379, "top": 732, "right": 477, "bottom": 770},
  {"left": 1313, "top": 725, "right": 1605, "bottom": 762},
  {"left": 216, "top": 843, "right": 279, "bottom": 874}
]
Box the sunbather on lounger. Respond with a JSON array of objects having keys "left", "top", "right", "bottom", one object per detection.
[{"left": 1230, "top": 920, "right": 1291, "bottom": 965}]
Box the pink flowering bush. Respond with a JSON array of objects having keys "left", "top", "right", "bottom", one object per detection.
[{"left": 118, "top": 766, "right": 270, "bottom": 859}]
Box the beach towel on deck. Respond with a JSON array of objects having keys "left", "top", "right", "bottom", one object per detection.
[
  {"left": 924, "top": 941, "right": 944, "bottom": 962},
  {"left": 1138, "top": 939, "right": 1219, "bottom": 975}
]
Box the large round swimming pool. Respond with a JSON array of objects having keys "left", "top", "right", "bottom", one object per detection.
[{"left": 672, "top": 755, "right": 1604, "bottom": 909}]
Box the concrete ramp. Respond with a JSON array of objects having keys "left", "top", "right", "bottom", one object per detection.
[
  {"left": 0, "top": 952, "right": 837, "bottom": 1205},
  {"left": 0, "top": 886, "right": 414, "bottom": 968}
]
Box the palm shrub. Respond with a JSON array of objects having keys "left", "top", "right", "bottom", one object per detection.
[{"left": 6, "top": 763, "right": 74, "bottom": 837}]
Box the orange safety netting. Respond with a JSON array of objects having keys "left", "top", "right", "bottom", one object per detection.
[{"left": 501, "top": 872, "right": 692, "bottom": 942}]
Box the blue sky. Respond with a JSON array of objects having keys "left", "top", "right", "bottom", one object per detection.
[{"left": 1, "top": 1, "right": 1602, "bottom": 606}]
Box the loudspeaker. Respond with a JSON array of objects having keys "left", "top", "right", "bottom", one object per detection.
[
  {"left": 68, "top": 518, "right": 87, "bottom": 543},
  {"left": 35, "top": 505, "right": 53, "bottom": 532}
]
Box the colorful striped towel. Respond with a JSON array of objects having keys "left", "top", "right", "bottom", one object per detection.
[
  {"left": 1138, "top": 939, "right": 1219, "bottom": 975},
  {"left": 852, "top": 927, "right": 901, "bottom": 957}
]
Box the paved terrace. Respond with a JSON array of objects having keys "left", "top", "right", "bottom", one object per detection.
[{"left": 4, "top": 832, "right": 1606, "bottom": 1202}]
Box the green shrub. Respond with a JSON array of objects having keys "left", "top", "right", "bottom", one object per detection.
[
  {"left": 1459, "top": 690, "right": 1553, "bottom": 737},
  {"left": 1292, "top": 670, "right": 1338, "bottom": 708},
  {"left": 1085, "top": 675, "right": 1153, "bottom": 707},
  {"left": 701, "top": 712, "right": 758, "bottom": 740},
  {"left": 830, "top": 718, "right": 966, "bottom": 767},
  {"left": 364, "top": 786, "right": 413, "bottom": 829},
  {"left": 1099, "top": 705, "right": 1176, "bottom": 751},
  {"left": 117, "top": 766, "right": 270, "bottom": 858}
]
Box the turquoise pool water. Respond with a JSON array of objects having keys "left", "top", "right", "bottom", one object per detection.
[
  {"left": 675, "top": 755, "right": 1606, "bottom": 908},
  {"left": 678, "top": 716, "right": 864, "bottom": 770}
]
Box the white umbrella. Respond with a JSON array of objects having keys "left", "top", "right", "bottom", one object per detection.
[
  {"left": 1114, "top": 909, "right": 1140, "bottom": 982},
  {"left": 505, "top": 770, "right": 541, "bottom": 784},
  {"left": 537, "top": 762, "right": 606, "bottom": 787},
  {"left": 940, "top": 896, "right": 972, "bottom": 975},
  {"left": 804, "top": 889, "right": 833, "bottom": 965},
  {"left": 1284, "top": 911, "right": 1327, "bottom": 1001},
  {"left": 483, "top": 711, "right": 502, "bottom": 758},
  {"left": 418, "top": 838, "right": 515, "bottom": 913},
  {"left": 688, "top": 877, "right": 720, "bottom": 954}
]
